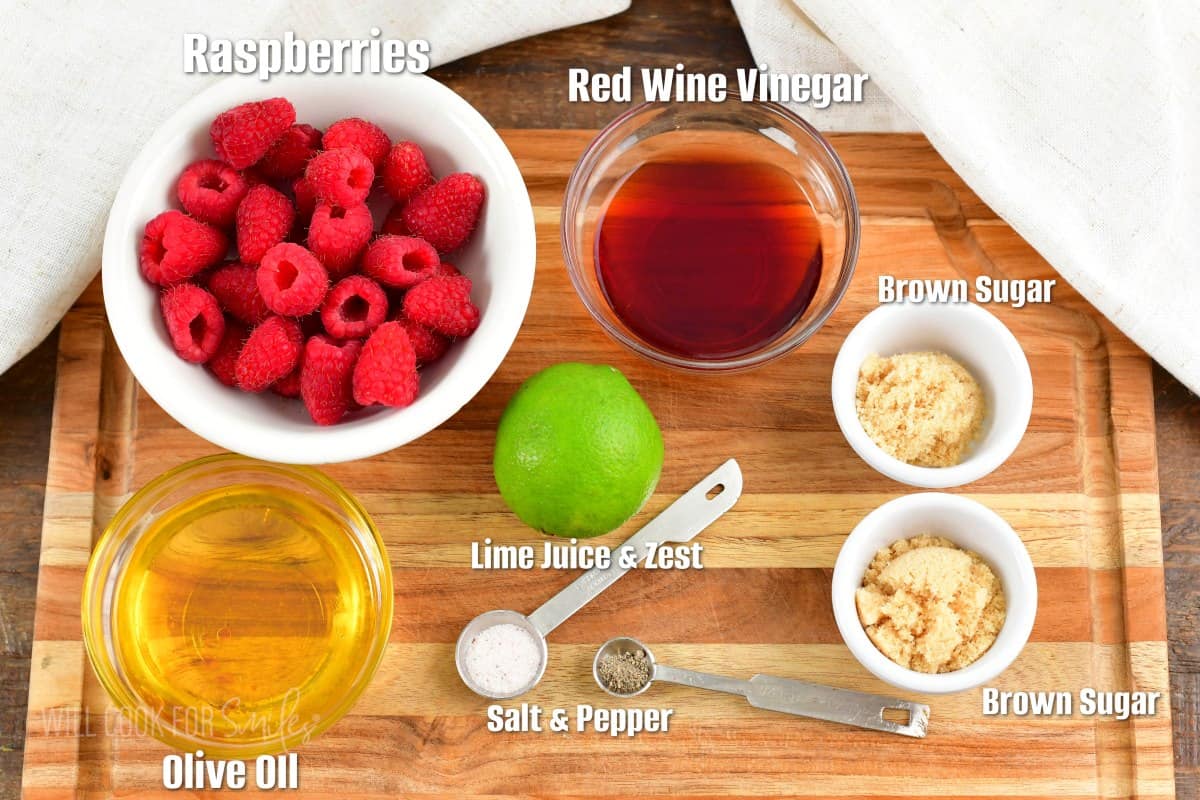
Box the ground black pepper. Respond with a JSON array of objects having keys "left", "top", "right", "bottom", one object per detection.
[{"left": 598, "top": 649, "right": 651, "bottom": 694}]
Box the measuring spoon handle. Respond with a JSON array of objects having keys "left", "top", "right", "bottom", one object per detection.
[
  {"left": 653, "top": 664, "right": 751, "bottom": 697},
  {"left": 652, "top": 664, "right": 927, "bottom": 738},
  {"left": 526, "top": 459, "right": 743, "bottom": 637},
  {"left": 745, "top": 675, "right": 930, "bottom": 738}
]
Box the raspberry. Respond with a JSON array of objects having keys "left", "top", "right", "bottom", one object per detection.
[
  {"left": 141, "top": 211, "right": 227, "bottom": 286},
  {"left": 321, "top": 275, "right": 388, "bottom": 339},
  {"left": 257, "top": 243, "right": 329, "bottom": 317},
  {"left": 352, "top": 322, "right": 419, "bottom": 408},
  {"left": 402, "top": 173, "right": 484, "bottom": 253},
  {"left": 209, "top": 97, "right": 296, "bottom": 169},
  {"left": 292, "top": 177, "right": 317, "bottom": 222},
  {"left": 402, "top": 275, "right": 480, "bottom": 337},
  {"left": 272, "top": 356, "right": 303, "bottom": 398},
  {"left": 382, "top": 141, "right": 433, "bottom": 202},
  {"left": 307, "top": 202, "right": 372, "bottom": 277},
  {"left": 301, "top": 335, "right": 362, "bottom": 425},
  {"left": 236, "top": 185, "right": 294, "bottom": 265},
  {"left": 323, "top": 118, "right": 390, "bottom": 169},
  {"left": 434, "top": 261, "right": 461, "bottom": 278},
  {"left": 362, "top": 235, "right": 439, "bottom": 288},
  {"left": 380, "top": 202, "right": 409, "bottom": 236},
  {"left": 305, "top": 148, "right": 374, "bottom": 207},
  {"left": 160, "top": 283, "right": 225, "bottom": 363},
  {"left": 272, "top": 339, "right": 306, "bottom": 398},
  {"left": 395, "top": 315, "right": 450, "bottom": 367},
  {"left": 236, "top": 315, "right": 302, "bottom": 392},
  {"left": 206, "top": 261, "right": 269, "bottom": 325},
  {"left": 207, "top": 319, "right": 246, "bottom": 386},
  {"left": 175, "top": 159, "right": 248, "bottom": 228},
  {"left": 258, "top": 124, "right": 322, "bottom": 180}
]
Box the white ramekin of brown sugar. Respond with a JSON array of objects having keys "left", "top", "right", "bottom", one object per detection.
[
  {"left": 831, "top": 492, "right": 1037, "bottom": 695},
  {"left": 831, "top": 302, "right": 1032, "bottom": 488}
]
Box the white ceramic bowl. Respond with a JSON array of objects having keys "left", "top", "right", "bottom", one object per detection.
[
  {"left": 103, "top": 73, "right": 535, "bottom": 464},
  {"left": 831, "top": 493, "right": 1037, "bottom": 694},
  {"left": 831, "top": 302, "right": 1032, "bottom": 488}
]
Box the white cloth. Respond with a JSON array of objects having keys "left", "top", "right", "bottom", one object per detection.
[
  {"left": 735, "top": 0, "right": 1200, "bottom": 393},
  {"left": 0, "top": 0, "right": 628, "bottom": 373}
]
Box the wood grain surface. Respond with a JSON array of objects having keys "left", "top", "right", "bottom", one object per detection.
[
  {"left": 1, "top": 1, "right": 1197, "bottom": 797},
  {"left": 17, "top": 130, "right": 1176, "bottom": 798}
]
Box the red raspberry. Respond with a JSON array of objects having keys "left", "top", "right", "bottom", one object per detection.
[
  {"left": 305, "top": 148, "right": 374, "bottom": 207},
  {"left": 257, "top": 243, "right": 329, "bottom": 317},
  {"left": 210, "top": 98, "right": 296, "bottom": 170},
  {"left": 272, "top": 357, "right": 303, "bottom": 398},
  {"left": 160, "top": 283, "right": 225, "bottom": 363},
  {"left": 292, "top": 177, "right": 317, "bottom": 222},
  {"left": 395, "top": 315, "right": 450, "bottom": 367},
  {"left": 307, "top": 202, "right": 372, "bottom": 277},
  {"left": 207, "top": 319, "right": 246, "bottom": 386},
  {"left": 301, "top": 335, "right": 363, "bottom": 425},
  {"left": 382, "top": 141, "right": 433, "bottom": 202},
  {"left": 236, "top": 315, "right": 302, "bottom": 392},
  {"left": 402, "top": 275, "right": 480, "bottom": 337},
  {"left": 209, "top": 97, "right": 295, "bottom": 169},
  {"left": 402, "top": 173, "right": 484, "bottom": 253},
  {"left": 434, "top": 261, "right": 461, "bottom": 277},
  {"left": 323, "top": 118, "right": 390, "bottom": 169},
  {"left": 206, "top": 261, "right": 269, "bottom": 325},
  {"left": 380, "top": 202, "right": 408, "bottom": 236},
  {"left": 236, "top": 185, "right": 294, "bottom": 265},
  {"left": 362, "top": 235, "right": 439, "bottom": 288},
  {"left": 352, "top": 322, "right": 419, "bottom": 408},
  {"left": 141, "top": 211, "right": 227, "bottom": 286},
  {"left": 321, "top": 275, "right": 388, "bottom": 339},
  {"left": 175, "top": 159, "right": 248, "bottom": 228},
  {"left": 258, "top": 124, "right": 322, "bottom": 180}
]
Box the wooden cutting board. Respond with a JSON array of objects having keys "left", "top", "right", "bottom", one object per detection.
[{"left": 20, "top": 132, "right": 1175, "bottom": 799}]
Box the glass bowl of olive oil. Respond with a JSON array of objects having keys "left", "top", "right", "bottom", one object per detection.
[{"left": 82, "top": 454, "right": 393, "bottom": 757}]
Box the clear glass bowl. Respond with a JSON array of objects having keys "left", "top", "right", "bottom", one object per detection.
[
  {"left": 561, "top": 101, "right": 860, "bottom": 371},
  {"left": 81, "top": 454, "right": 393, "bottom": 756}
]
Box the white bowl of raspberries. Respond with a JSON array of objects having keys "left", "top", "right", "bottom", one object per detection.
[{"left": 103, "top": 73, "right": 535, "bottom": 463}]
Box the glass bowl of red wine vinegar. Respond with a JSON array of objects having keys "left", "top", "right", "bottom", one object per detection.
[{"left": 562, "top": 101, "right": 859, "bottom": 372}]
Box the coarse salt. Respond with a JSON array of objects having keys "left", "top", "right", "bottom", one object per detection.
[{"left": 463, "top": 623, "right": 542, "bottom": 695}]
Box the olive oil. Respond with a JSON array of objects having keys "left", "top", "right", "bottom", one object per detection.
[{"left": 111, "top": 483, "right": 382, "bottom": 750}]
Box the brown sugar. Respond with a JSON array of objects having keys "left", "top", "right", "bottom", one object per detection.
[
  {"left": 855, "top": 351, "right": 985, "bottom": 467},
  {"left": 856, "top": 535, "right": 1005, "bottom": 673}
]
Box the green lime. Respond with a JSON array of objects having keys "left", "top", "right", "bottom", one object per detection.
[{"left": 493, "top": 363, "right": 664, "bottom": 538}]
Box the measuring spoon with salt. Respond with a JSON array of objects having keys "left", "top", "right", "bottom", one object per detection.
[
  {"left": 455, "top": 458, "right": 743, "bottom": 700},
  {"left": 592, "top": 636, "right": 930, "bottom": 738}
]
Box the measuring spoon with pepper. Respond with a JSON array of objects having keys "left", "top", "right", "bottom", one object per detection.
[{"left": 593, "top": 635, "right": 930, "bottom": 738}]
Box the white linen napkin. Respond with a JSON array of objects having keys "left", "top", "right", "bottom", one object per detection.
[
  {"left": 0, "top": 0, "right": 628, "bottom": 374},
  {"left": 735, "top": 0, "right": 1200, "bottom": 393}
]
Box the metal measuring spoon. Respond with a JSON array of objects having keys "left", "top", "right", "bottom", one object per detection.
[
  {"left": 592, "top": 636, "right": 931, "bottom": 738},
  {"left": 455, "top": 459, "right": 743, "bottom": 699}
]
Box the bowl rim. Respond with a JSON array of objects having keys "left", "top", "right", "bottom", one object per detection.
[
  {"left": 560, "top": 99, "right": 860, "bottom": 373},
  {"left": 831, "top": 302, "right": 1033, "bottom": 488},
  {"left": 102, "top": 72, "right": 535, "bottom": 464},
  {"left": 80, "top": 453, "right": 394, "bottom": 756},
  {"left": 830, "top": 492, "right": 1038, "bottom": 695}
]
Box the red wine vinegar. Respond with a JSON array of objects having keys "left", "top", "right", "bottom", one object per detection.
[{"left": 595, "top": 155, "right": 822, "bottom": 360}]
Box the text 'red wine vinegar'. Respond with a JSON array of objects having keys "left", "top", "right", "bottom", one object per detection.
[{"left": 595, "top": 155, "right": 823, "bottom": 361}]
